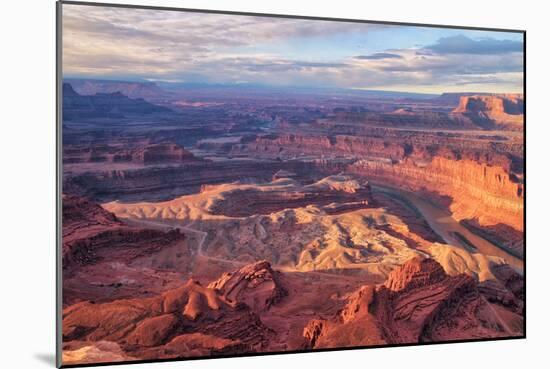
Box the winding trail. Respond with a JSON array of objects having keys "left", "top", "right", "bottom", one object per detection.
[
  {"left": 128, "top": 218, "right": 246, "bottom": 267},
  {"left": 127, "top": 218, "right": 368, "bottom": 282}
]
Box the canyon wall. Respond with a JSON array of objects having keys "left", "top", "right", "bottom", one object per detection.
[
  {"left": 348, "top": 156, "right": 523, "bottom": 231},
  {"left": 63, "top": 160, "right": 335, "bottom": 203},
  {"left": 451, "top": 94, "right": 524, "bottom": 129},
  {"left": 229, "top": 133, "right": 524, "bottom": 234}
]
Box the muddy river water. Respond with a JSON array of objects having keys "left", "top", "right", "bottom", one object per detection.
[{"left": 372, "top": 184, "right": 524, "bottom": 273}]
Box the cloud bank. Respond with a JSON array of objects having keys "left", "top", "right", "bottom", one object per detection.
[{"left": 62, "top": 4, "right": 524, "bottom": 93}]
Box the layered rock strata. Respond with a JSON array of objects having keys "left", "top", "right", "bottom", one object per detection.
[{"left": 302, "top": 257, "right": 523, "bottom": 349}]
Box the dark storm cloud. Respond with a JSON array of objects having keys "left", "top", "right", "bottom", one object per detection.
[
  {"left": 426, "top": 35, "right": 523, "bottom": 55},
  {"left": 354, "top": 53, "right": 403, "bottom": 60}
]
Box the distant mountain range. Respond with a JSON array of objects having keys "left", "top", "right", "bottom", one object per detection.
[
  {"left": 65, "top": 78, "right": 173, "bottom": 101},
  {"left": 64, "top": 78, "right": 441, "bottom": 100},
  {"left": 62, "top": 82, "right": 171, "bottom": 121},
  {"left": 64, "top": 78, "right": 523, "bottom": 106}
]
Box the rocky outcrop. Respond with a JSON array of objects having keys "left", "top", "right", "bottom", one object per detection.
[
  {"left": 372, "top": 257, "right": 510, "bottom": 343},
  {"left": 231, "top": 131, "right": 523, "bottom": 169},
  {"left": 452, "top": 94, "right": 524, "bottom": 129},
  {"left": 303, "top": 257, "right": 523, "bottom": 349},
  {"left": 62, "top": 195, "right": 189, "bottom": 305},
  {"left": 231, "top": 134, "right": 406, "bottom": 162},
  {"left": 208, "top": 261, "right": 287, "bottom": 312},
  {"left": 62, "top": 195, "right": 185, "bottom": 272},
  {"left": 63, "top": 194, "right": 121, "bottom": 233},
  {"left": 382, "top": 256, "right": 447, "bottom": 292},
  {"left": 62, "top": 194, "right": 123, "bottom": 265},
  {"left": 62, "top": 277, "right": 274, "bottom": 362}
]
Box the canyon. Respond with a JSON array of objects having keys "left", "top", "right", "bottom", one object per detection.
[{"left": 61, "top": 79, "right": 524, "bottom": 365}]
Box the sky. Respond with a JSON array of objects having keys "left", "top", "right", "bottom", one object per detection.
[{"left": 62, "top": 4, "right": 524, "bottom": 94}]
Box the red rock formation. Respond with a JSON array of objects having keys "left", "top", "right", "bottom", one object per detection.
[
  {"left": 62, "top": 194, "right": 185, "bottom": 272},
  {"left": 63, "top": 194, "right": 121, "bottom": 234},
  {"left": 232, "top": 134, "right": 405, "bottom": 161},
  {"left": 62, "top": 194, "right": 123, "bottom": 266},
  {"left": 62, "top": 278, "right": 274, "bottom": 363},
  {"left": 303, "top": 257, "right": 523, "bottom": 349},
  {"left": 372, "top": 258, "right": 500, "bottom": 343},
  {"left": 208, "top": 260, "right": 287, "bottom": 312},
  {"left": 302, "top": 285, "right": 385, "bottom": 349},
  {"left": 382, "top": 256, "right": 447, "bottom": 292},
  {"left": 452, "top": 94, "right": 524, "bottom": 129},
  {"left": 62, "top": 195, "right": 190, "bottom": 305}
]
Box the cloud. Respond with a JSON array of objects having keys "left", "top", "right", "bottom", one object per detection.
[
  {"left": 354, "top": 53, "right": 403, "bottom": 60},
  {"left": 426, "top": 35, "right": 523, "bottom": 55},
  {"left": 61, "top": 4, "right": 523, "bottom": 93},
  {"left": 238, "top": 60, "right": 347, "bottom": 72},
  {"left": 348, "top": 41, "right": 523, "bottom": 93}
]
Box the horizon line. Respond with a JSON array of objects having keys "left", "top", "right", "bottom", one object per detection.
[{"left": 62, "top": 76, "right": 524, "bottom": 97}]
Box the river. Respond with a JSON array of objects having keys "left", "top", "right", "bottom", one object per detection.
[{"left": 371, "top": 184, "right": 524, "bottom": 274}]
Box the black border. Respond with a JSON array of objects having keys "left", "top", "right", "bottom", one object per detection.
[
  {"left": 56, "top": 2, "right": 63, "bottom": 368},
  {"left": 56, "top": 1, "right": 527, "bottom": 368}
]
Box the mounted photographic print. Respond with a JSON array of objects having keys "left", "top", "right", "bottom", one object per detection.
[{"left": 57, "top": 1, "right": 525, "bottom": 367}]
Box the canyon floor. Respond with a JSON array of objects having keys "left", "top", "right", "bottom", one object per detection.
[{"left": 61, "top": 81, "right": 524, "bottom": 365}]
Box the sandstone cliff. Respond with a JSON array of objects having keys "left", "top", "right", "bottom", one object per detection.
[
  {"left": 452, "top": 94, "right": 524, "bottom": 129},
  {"left": 227, "top": 133, "right": 523, "bottom": 233},
  {"left": 303, "top": 257, "right": 523, "bottom": 349},
  {"left": 349, "top": 156, "right": 524, "bottom": 231}
]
